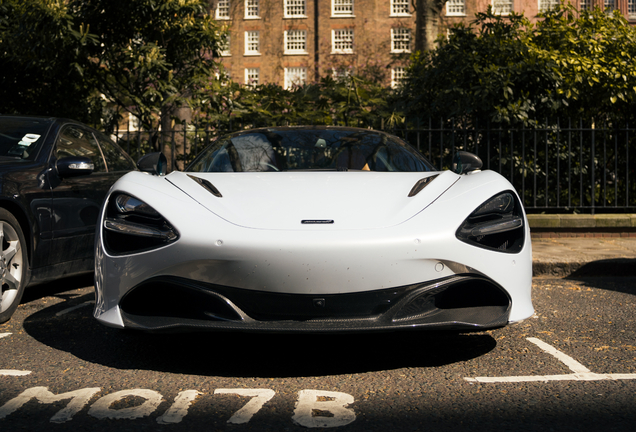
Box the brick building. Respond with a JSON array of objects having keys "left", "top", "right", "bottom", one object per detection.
[{"left": 212, "top": 0, "right": 636, "bottom": 88}]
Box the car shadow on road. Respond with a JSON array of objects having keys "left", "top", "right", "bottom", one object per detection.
[
  {"left": 21, "top": 273, "right": 95, "bottom": 303},
  {"left": 567, "top": 258, "right": 636, "bottom": 279},
  {"left": 22, "top": 292, "right": 497, "bottom": 378}
]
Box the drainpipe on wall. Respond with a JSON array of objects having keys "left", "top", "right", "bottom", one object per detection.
[{"left": 314, "top": 0, "right": 320, "bottom": 80}]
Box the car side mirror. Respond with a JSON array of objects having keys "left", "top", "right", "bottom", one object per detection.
[
  {"left": 137, "top": 152, "right": 167, "bottom": 176},
  {"left": 452, "top": 151, "right": 483, "bottom": 174},
  {"left": 56, "top": 156, "right": 95, "bottom": 178}
]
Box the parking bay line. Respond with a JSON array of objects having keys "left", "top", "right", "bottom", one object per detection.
[
  {"left": 55, "top": 301, "right": 95, "bottom": 317},
  {"left": 0, "top": 370, "right": 31, "bottom": 376},
  {"left": 0, "top": 333, "right": 32, "bottom": 376},
  {"left": 465, "top": 337, "right": 636, "bottom": 383}
]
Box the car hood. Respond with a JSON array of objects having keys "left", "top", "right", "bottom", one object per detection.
[{"left": 166, "top": 171, "right": 459, "bottom": 230}]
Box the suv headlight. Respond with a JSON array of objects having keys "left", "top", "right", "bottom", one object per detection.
[{"left": 456, "top": 191, "right": 525, "bottom": 253}]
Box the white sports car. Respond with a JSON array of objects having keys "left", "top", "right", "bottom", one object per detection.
[{"left": 93, "top": 126, "right": 533, "bottom": 332}]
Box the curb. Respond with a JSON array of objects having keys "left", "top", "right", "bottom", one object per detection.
[{"left": 527, "top": 214, "right": 636, "bottom": 229}]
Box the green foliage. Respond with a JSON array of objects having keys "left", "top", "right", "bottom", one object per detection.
[
  {"left": 192, "top": 74, "right": 396, "bottom": 131},
  {"left": 399, "top": 4, "right": 636, "bottom": 126},
  {"left": 0, "top": 0, "right": 221, "bottom": 132}
]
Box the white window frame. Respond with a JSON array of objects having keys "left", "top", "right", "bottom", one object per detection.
[
  {"left": 331, "top": 29, "right": 354, "bottom": 54},
  {"left": 284, "top": 0, "right": 307, "bottom": 18},
  {"left": 332, "top": 0, "right": 354, "bottom": 17},
  {"left": 284, "top": 67, "right": 307, "bottom": 89},
  {"left": 446, "top": 0, "right": 466, "bottom": 16},
  {"left": 219, "top": 33, "right": 231, "bottom": 56},
  {"left": 580, "top": 0, "right": 591, "bottom": 11},
  {"left": 629, "top": 0, "right": 636, "bottom": 19},
  {"left": 604, "top": 0, "right": 616, "bottom": 10},
  {"left": 216, "top": 0, "right": 230, "bottom": 20},
  {"left": 244, "top": 31, "right": 260, "bottom": 55},
  {"left": 391, "top": 28, "right": 411, "bottom": 53},
  {"left": 284, "top": 30, "right": 308, "bottom": 55},
  {"left": 539, "top": 0, "right": 560, "bottom": 12},
  {"left": 245, "top": 68, "right": 260, "bottom": 86},
  {"left": 245, "top": 0, "right": 260, "bottom": 19},
  {"left": 332, "top": 67, "right": 352, "bottom": 82},
  {"left": 391, "top": 67, "right": 406, "bottom": 89},
  {"left": 390, "top": 0, "right": 411, "bottom": 17},
  {"left": 492, "top": 0, "right": 514, "bottom": 15}
]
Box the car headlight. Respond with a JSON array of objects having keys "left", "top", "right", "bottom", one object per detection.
[
  {"left": 456, "top": 191, "right": 525, "bottom": 253},
  {"left": 103, "top": 193, "right": 179, "bottom": 255}
]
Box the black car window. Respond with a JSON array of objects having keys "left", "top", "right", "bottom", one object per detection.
[
  {"left": 55, "top": 125, "right": 107, "bottom": 172},
  {"left": 94, "top": 132, "right": 136, "bottom": 172},
  {"left": 0, "top": 117, "right": 52, "bottom": 160}
]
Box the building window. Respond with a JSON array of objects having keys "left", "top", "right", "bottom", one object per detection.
[
  {"left": 285, "top": 0, "right": 306, "bottom": 18},
  {"left": 604, "top": 0, "right": 616, "bottom": 10},
  {"left": 580, "top": 0, "right": 591, "bottom": 10},
  {"left": 629, "top": 0, "right": 636, "bottom": 18},
  {"left": 245, "top": 0, "right": 260, "bottom": 18},
  {"left": 539, "top": 0, "right": 560, "bottom": 11},
  {"left": 219, "top": 33, "right": 231, "bottom": 56},
  {"left": 446, "top": 0, "right": 465, "bottom": 15},
  {"left": 332, "top": 29, "right": 354, "bottom": 54},
  {"left": 391, "top": 28, "right": 411, "bottom": 53},
  {"left": 245, "top": 68, "right": 259, "bottom": 86},
  {"left": 284, "top": 67, "right": 307, "bottom": 89},
  {"left": 332, "top": 68, "right": 352, "bottom": 82},
  {"left": 216, "top": 0, "right": 230, "bottom": 19},
  {"left": 391, "top": 67, "right": 406, "bottom": 89},
  {"left": 391, "top": 0, "right": 411, "bottom": 16},
  {"left": 284, "top": 30, "right": 308, "bottom": 54},
  {"left": 492, "top": 0, "right": 513, "bottom": 15},
  {"left": 332, "top": 0, "right": 354, "bottom": 16},
  {"left": 245, "top": 31, "right": 260, "bottom": 55}
]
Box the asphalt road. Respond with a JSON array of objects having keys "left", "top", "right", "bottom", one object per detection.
[{"left": 1, "top": 275, "right": 635, "bottom": 431}]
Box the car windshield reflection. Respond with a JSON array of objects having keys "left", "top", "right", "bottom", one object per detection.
[{"left": 187, "top": 128, "right": 435, "bottom": 173}]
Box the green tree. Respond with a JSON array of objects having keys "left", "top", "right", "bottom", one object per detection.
[
  {"left": 0, "top": 0, "right": 222, "bottom": 136},
  {"left": 400, "top": 4, "right": 636, "bottom": 125}
]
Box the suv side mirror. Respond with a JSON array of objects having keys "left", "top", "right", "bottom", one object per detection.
[
  {"left": 452, "top": 151, "right": 483, "bottom": 174},
  {"left": 56, "top": 156, "right": 94, "bottom": 178}
]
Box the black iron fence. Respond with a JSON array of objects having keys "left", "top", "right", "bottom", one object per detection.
[{"left": 113, "top": 119, "right": 636, "bottom": 214}]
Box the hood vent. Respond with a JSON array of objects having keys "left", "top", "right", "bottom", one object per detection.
[
  {"left": 188, "top": 175, "right": 222, "bottom": 197},
  {"left": 408, "top": 175, "right": 439, "bottom": 197}
]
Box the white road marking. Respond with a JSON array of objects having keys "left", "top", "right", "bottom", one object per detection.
[
  {"left": 156, "top": 390, "right": 201, "bottom": 424},
  {"left": 0, "top": 387, "right": 100, "bottom": 423},
  {"left": 292, "top": 390, "right": 356, "bottom": 428},
  {"left": 0, "top": 333, "right": 30, "bottom": 376},
  {"left": 465, "top": 337, "right": 636, "bottom": 383},
  {"left": 0, "top": 370, "right": 31, "bottom": 376},
  {"left": 526, "top": 337, "right": 591, "bottom": 373},
  {"left": 55, "top": 301, "right": 94, "bottom": 317},
  {"left": 214, "top": 389, "right": 275, "bottom": 425},
  {"left": 88, "top": 389, "right": 163, "bottom": 420}
]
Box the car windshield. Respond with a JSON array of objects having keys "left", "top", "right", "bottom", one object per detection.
[
  {"left": 0, "top": 117, "right": 52, "bottom": 160},
  {"left": 187, "top": 128, "right": 435, "bottom": 173}
]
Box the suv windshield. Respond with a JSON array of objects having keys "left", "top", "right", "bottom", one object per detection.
[
  {"left": 187, "top": 128, "right": 435, "bottom": 173},
  {"left": 0, "top": 117, "right": 52, "bottom": 160}
]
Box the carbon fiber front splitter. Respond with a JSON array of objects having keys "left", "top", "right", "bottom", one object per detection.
[{"left": 118, "top": 274, "right": 512, "bottom": 333}]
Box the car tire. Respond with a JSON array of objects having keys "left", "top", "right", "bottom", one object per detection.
[{"left": 0, "top": 209, "right": 28, "bottom": 324}]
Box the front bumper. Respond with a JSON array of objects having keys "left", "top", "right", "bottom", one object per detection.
[{"left": 115, "top": 274, "right": 511, "bottom": 333}]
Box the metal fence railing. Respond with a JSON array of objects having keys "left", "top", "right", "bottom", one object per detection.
[{"left": 112, "top": 119, "right": 636, "bottom": 214}]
